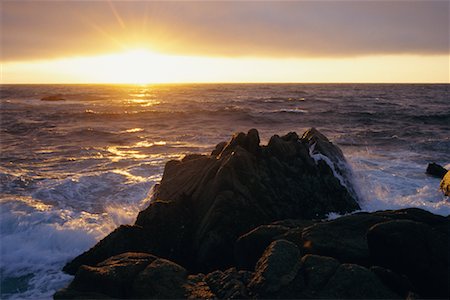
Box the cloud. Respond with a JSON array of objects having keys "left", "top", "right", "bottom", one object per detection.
[{"left": 1, "top": 1, "right": 448, "bottom": 61}]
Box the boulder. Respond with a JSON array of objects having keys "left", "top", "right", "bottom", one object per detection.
[
  {"left": 203, "top": 268, "right": 253, "bottom": 299},
  {"left": 234, "top": 224, "right": 290, "bottom": 270},
  {"left": 301, "top": 213, "right": 389, "bottom": 265},
  {"left": 367, "top": 219, "right": 449, "bottom": 298},
  {"left": 57, "top": 252, "right": 156, "bottom": 298},
  {"left": 248, "top": 239, "right": 301, "bottom": 297},
  {"left": 440, "top": 170, "right": 450, "bottom": 196},
  {"left": 319, "top": 263, "right": 399, "bottom": 299},
  {"left": 426, "top": 162, "right": 447, "bottom": 179},
  {"left": 299, "top": 254, "right": 340, "bottom": 293},
  {"left": 370, "top": 266, "right": 415, "bottom": 298},
  {"left": 132, "top": 258, "right": 187, "bottom": 299},
  {"left": 64, "top": 128, "right": 360, "bottom": 274}
]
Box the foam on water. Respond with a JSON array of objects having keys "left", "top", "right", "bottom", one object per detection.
[{"left": 348, "top": 151, "right": 450, "bottom": 215}]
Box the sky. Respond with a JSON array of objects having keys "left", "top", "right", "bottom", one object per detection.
[{"left": 1, "top": 0, "right": 449, "bottom": 83}]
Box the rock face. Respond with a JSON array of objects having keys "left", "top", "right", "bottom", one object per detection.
[
  {"left": 64, "top": 128, "right": 360, "bottom": 274},
  {"left": 57, "top": 129, "right": 449, "bottom": 299}
]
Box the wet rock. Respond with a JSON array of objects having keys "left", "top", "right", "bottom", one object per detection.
[
  {"left": 319, "top": 263, "right": 399, "bottom": 299},
  {"left": 61, "top": 252, "right": 156, "bottom": 298},
  {"left": 440, "top": 170, "right": 450, "bottom": 196},
  {"left": 248, "top": 240, "right": 301, "bottom": 297},
  {"left": 132, "top": 258, "right": 187, "bottom": 299},
  {"left": 426, "top": 162, "right": 447, "bottom": 179},
  {"left": 367, "top": 219, "right": 449, "bottom": 298},
  {"left": 235, "top": 224, "right": 290, "bottom": 270}
]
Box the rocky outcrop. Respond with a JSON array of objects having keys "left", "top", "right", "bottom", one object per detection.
[
  {"left": 56, "top": 129, "right": 449, "bottom": 299},
  {"left": 63, "top": 128, "right": 360, "bottom": 274},
  {"left": 57, "top": 207, "right": 449, "bottom": 299}
]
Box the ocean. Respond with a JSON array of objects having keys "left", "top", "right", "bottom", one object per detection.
[{"left": 1, "top": 83, "right": 449, "bottom": 299}]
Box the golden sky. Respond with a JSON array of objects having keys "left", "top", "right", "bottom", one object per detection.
[{"left": 1, "top": 1, "right": 449, "bottom": 84}]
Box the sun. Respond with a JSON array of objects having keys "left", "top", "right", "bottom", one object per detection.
[{"left": 99, "top": 49, "right": 166, "bottom": 84}]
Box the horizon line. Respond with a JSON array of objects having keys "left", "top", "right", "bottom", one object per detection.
[{"left": 2, "top": 81, "right": 449, "bottom": 85}]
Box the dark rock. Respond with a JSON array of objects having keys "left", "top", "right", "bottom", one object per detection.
[
  {"left": 426, "top": 162, "right": 447, "bottom": 179},
  {"left": 63, "top": 225, "right": 150, "bottom": 275},
  {"left": 367, "top": 219, "right": 449, "bottom": 298},
  {"left": 373, "top": 207, "right": 448, "bottom": 228},
  {"left": 235, "top": 224, "right": 290, "bottom": 270},
  {"left": 132, "top": 258, "right": 187, "bottom": 299},
  {"left": 203, "top": 268, "right": 252, "bottom": 299},
  {"left": 319, "top": 263, "right": 399, "bottom": 299},
  {"left": 62, "top": 252, "right": 156, "bottom": 298},
  {"left": 370, "top": 266, "right": 415, "bottom": 298},
  {"left": 248, "top": 239, "right": 301, "bottom": 297},
  {"left": 65, "top": 128, "right": 360, "bottom": 274},
  {"left": 302, "top": 128, "right": 360, "bottom": 199},
  {"left": 183, "top": 274, "right": 216, "bottom": 299},
  {"left": 440, "top": 170, "right": 450, "bottom": 196},
  {"left": 301, "top": 213, "right": 389, "bottom": 265},
  {"left": 299, "top": 254, "right": 340, "bottom": 293},
  {"left": 53, "top": 288, "right": 111, "bottom": 299},
  {"left": 41, "top": 94, "right": 65, "bottom": 101}
]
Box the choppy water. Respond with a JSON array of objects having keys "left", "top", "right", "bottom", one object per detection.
[{"left": 1, "top": 83, "right": 449, "bottom": 298}]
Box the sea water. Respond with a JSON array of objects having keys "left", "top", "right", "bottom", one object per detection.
[{"left": 1, "top": 83, "right": 449, "bottom": 298}]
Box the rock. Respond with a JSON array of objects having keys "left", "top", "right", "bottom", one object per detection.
[
  {"left": 302, "top": 128, "right": 360, "bottom": 199},
  {"left": 301, "top": 213, "right": 389, "bottom": 265},
  {"left": 367, "top": 219, "right": 449, "bottom": 298},
  {"left": 234, "top": 224, "right": 290, "bottom": 270},
  {"left": 183, "top": 268, "right": 253, "bottom": 299},
  {"left": 59, "top": 252, "right": 156, "bottom": 298},
  {"left": 41, "top": 94, "right": 65, "bottom": 101},
  {"left": 426, "top": 162, "right": 447, "bottom": 179},
  {"left": 248, "top": 239, "right": 301, "bottom": 297},
  {"left": 63, "top": 225, "right": 150, "bottom": 275},
  {"left": 184, "top": 274, "right": 216, "bottom": 299},
  {"left": 132, "top": 258, "right": 187, "bottom": 299},
  {"left": 64, "top": 128, "right": 360, "bottom": 275},
  {"left": 370, "top": 266, "right": 415, "bottom": 298},
  {"left": 203, "top": 268, "right": 252, "bottom": 299},
  {"left": 319, "top": 263, "right": 399, "bottom": 299},
  {"left": 299, "top": 254, "right": 340, "bottom": 293},
  {"left": 440, "top": 170, "right": 450, "bottom": 196}
]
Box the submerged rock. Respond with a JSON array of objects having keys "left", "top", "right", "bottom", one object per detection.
[
  {"left": 41, "top": 94, "right": 66, "bottom": 101},
  {"left": 64, "top": 128, "right": 360, "bottom": 274}
]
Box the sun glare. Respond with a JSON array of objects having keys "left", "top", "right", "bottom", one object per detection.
[
  {"left": 90, "top": 49, "right": 168, "bottom": 84},
  {"left": 2, "top": 49, "right": 449, "bottom": 84}
]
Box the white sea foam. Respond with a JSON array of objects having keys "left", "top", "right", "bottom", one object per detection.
[{"left": 347, "top": 151, "right": 450, "bottom": 216}]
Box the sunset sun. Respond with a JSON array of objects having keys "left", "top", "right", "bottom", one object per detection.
[{"left": 85, "top": 49, "right": 168, "bottom": 84}]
